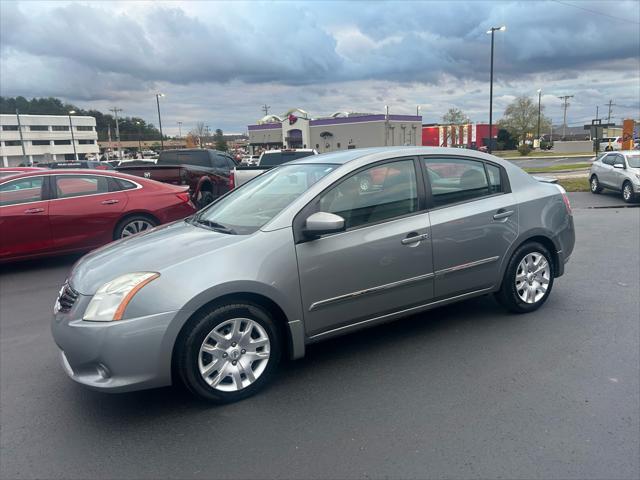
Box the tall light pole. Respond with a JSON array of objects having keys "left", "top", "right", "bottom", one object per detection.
[
  {"left": 536, "top": 89, "right": 542, "bottom": 145},
  {"left": 177, "top": 121, "right": 183, "bottom": 138},
  {"left": 135, "top": 121, "right": 143, "bottom": 154},
  {"left": 155, "top": 93, "right": 165, "bottom": 150},
  {"left": 68, "top": 110, "right": 78, "bottom": 161},
  {"left": 109, "top": 107, "right": 122, "bottom": 158},
  {"left": 558, "top": 95, "right": 574, "bottom": 140},
  {"left": 486, "top": 25, "right": 506, "bottom": 154}
]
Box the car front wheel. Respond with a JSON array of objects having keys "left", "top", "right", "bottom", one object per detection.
[
  {"left": 496, "top": 242, "right": 555, "bottom": 313},
  {"left": 622, "top": 181, "right": 636, "bottom": 203},
  {"left": 590, "top": 175, "right": 603, "bottom": 194},
  {"left": 176, "top": 303, "right": 281, "bottom": 403}
]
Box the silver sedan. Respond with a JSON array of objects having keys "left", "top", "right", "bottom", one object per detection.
[{"left": 52, "top": 147, "right": 575, "bottom": 403}]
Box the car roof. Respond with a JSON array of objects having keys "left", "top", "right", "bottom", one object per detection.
[
  {"left": 0, "top": 168, "right": 144, "bottom": 182},
  {"left": 291, "top": 146, "right": 509, "bottom": 165}
]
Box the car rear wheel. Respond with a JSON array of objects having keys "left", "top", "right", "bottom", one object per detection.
[
  {"left": 590, "top": 175, "right": 603, "bottom": 194},
  {"left": 176, "top": 303, "right": 281, "bottom": 403},
  {"left": 496, "top": 242, "right": 554, "bottom": 313},
  {"left": 114, "top": 215, "right": 157, "bottom": 240},
  {"left": 622, "top": 181, "right": 636, "bottom": 203}
]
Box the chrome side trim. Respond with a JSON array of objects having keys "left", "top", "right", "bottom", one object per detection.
[
  {"left": 308, "top": 287, "right": 494, "bottom": 340},
  {"left": 309, "top": 272, "right": 435, "bottom": 311},
  {"left": 434, "top": 255, "right": 500, "bottom": 277}
]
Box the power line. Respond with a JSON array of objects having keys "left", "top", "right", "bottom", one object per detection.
[
  {"left": 553, "top": 1, "right": 640, "bottom": 25},
  {"left": 558, "top": 95, "right": 574, "bottom": 139}
]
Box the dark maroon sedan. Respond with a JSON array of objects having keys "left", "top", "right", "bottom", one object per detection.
[{"left": 0, "top": 169, "right": 197, "bottom": 262}]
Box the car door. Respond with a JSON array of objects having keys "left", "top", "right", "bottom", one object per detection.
[
  {"left": 295, "top": 157, "right": 434, "bottom": 337},
  {"left": 49, "top": 174, "right": 128, "bottom": 251},
  {"left": 599, "top": 154, "right": 616, "bottom": 187},
  {"left": 611, "top": 154, "right": 627, "bottom": 190},
  {"left": 0, "top": 175, "right": 53, "bottom": 260},
  {"left": 422, "top": 156, "right": 518, "bottom": 299}
]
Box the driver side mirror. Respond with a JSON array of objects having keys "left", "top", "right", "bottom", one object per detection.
[
  {"left": 303, "top": 212, "right": 345, "bottom": 237},
  {"left": 614, "top": 163, "right": 626, "bottom": 169}
]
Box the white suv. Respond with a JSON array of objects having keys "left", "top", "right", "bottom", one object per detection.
[{"left": 589, "top": 151, "right": 640, "bottom": 203}]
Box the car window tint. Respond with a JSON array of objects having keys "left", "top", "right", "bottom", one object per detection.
[
  {"left": 114, "top": 178, "right": 137, "bottom": 190},
  {"left": 157, "top": 151, "right": 178, "bottom": 165},
  {"left": 423, "top": 157, "right": 491, "bottom": 207},
  {"left": 0, "top": 177, "right": 44, "bottom": 206},
  {"left": 318, "top": 159, "right": 418, "bottom": 229},
  {"left": 55, "top": 175, "right": 109, "bottom": 199},
  {"left": 212, "top": 154, "right": 228, "bottom": 168},
  {"left": 614, "top": 155, "right": 625, "bottom": 166},
  {"left": 602, "top": 155, "right": 615, "bottom": 166},
  {"left": 178, "top": 151, "right": 211, "bottom": 168},
  {"left": 485, "top": 163, "right": 502, "bottom": 194}
]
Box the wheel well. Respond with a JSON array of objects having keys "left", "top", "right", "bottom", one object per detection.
[
  {"left": 114, "top": 212, "right": 159, "bottom": 236},
  {"left": 515, "top": 235, "right": 559, "bottom": 275},
  {"left": 171, "top": 292, "right": 292, "bottom": 380}
]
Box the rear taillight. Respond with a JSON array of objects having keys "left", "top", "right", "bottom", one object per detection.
[
  {"left": 554, "top": 184, "right": 572, "bottom": 215},
  {"left": 176, "top": 192, "right": 190, "bottom": 203},
  {"left": 229, "top": 173, "right": 235, "bottom": 189}
]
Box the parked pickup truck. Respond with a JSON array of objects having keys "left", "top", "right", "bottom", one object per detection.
[
  {"left": 232, "top": 148, "right": 318, "bottom": 187},
  {"left": 117, "top": 149, "right": 237, "bottom": 208}
]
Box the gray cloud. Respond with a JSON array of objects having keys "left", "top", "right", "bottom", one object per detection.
[{"left": 1, "top": 0, "right": 638, "bottom": 131}]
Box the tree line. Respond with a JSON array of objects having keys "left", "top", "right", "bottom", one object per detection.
[{"left": 0, "top": 96, "right": 164, "bottom": 142}]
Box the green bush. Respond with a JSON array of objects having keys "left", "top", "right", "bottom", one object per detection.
[{"left": 517, "top": 144, "right": 532, "bottom": 156}]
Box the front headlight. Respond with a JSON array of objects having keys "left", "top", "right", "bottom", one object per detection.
[
  {"left": 83, "top": 272, "right": 160, "bottom": 322},
  {"left": 635, "top": 173, "right": 640, "bottom": 182}
]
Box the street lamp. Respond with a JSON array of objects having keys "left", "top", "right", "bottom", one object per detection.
[
  {"left": 416, "top": 105, "right": 421, "bottom": 117},
  {"left": 155, "top": 93, "right": 165, "bottom": 150},
  {"left": 486, "top": 25, "right": 506, "bottom": 154},
  {"left": 536, "top": 89, "right": 542, "bottom": 146},
  {"left": 68, "top": 110, "right": 78, "bottom": 161},
  {"left": 136, "top": 121, "right": 143, "bottom": 155}
]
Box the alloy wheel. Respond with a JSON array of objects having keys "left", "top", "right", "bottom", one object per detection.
[
  {"left": 198, "top": 318, "right": 270, "bottom": 392},
  {"left": 515, "top": 252, "right": 550, "bottom": 304},
  {"left": 120, "top": 219, "right": 154, "bottom": 238},
  {"left": 591, "top": 177, "right": 599, "bottom": 192},
  {"left": 623, "top": 184, "right": 632, "bottom": 201}
]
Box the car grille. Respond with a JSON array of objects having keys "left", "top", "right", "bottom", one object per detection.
[{"left": 57, "top": 283, "right": 79, "bottom": 313}]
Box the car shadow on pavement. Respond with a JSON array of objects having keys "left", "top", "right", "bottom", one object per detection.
[
  {"left": 1, "top": 253, "right": 84, "bottom": 274},
  {"left": 64, "top": 294, "right": 511, "bottom": 421}
]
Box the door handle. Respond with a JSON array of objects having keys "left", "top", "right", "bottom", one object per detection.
[
  {"left": 24, "top": 208, "right": 44, "bottom": 214},
  {"left": 101, "top": 199, "right": 119, "bottom": 205},
  {"left": 493, "top": 209, "right": 514, "bottom": 220},
  {"left": 401, "top": 232, "right": 429, "bottom": 245}
]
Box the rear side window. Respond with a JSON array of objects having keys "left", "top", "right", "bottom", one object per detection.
[
  {"left": 0, "top": 177, "right": 44, "bottom": 206},
  {"left": 55, "top": 175, "right": 109, "bottom": 198},
  {"left": 424, "top": 157, "right": 501, "bottom": 208},
  {"left": 113, "top": 178, "right": 137, "bottom": 191},
  {"left": 212, "top": 154, "right": 229, "bottom": 168},
  {"left": 178, "top": 151, "right": 211, "bottom": 168},
  {"left": 260, "top": 151, "right": 315, "bottom": 166},
  {"left": 157, "top": 151, "right": 178, "bottom": 165}
]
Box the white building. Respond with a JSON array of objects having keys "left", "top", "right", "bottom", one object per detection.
[{"left": 0, "top": 114, "right": 99, "bottom": 166}]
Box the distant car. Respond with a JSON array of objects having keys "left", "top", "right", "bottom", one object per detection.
[
  {"left": 0, "top": 169, "right": 196, "bottom": 262},
  {"left": 0, "top": 167, "right": 45, "bottom": 179},
  {"left": 46, "top": 160, "right": 114, "bottom": 170},
  {"left": 589, "top": 151, "right": 640, "bottom": 203},
  {"left": 117, "top": 158, "right": 158, "bottom": 167},
  {"left": 232, "top": 148, "right": 318, "bottom": 187},
  {"left": 600, "top": 136, "right": 622, "bottom": 151},
  {"left": 117, "top": 149, "right": 236, "bottom": 208},
  {"left": 52, "top": 147, "right": 574, "bottom": 403}
]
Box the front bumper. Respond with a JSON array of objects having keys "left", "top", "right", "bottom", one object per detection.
[{"left": 52, "top": 299, "right": 179, "bottom": 392}]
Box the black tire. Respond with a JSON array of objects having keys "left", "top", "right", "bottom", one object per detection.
[
  {"left": 113, "top": 214, "right": 157, "bottom": 240},
  {"left": 496, "top": 242, "right": 555, "bottom": 314},
  {"left": 176, "top": 303, "right": 281, "bottom": 404},
  {"left": 590, "top": 175, "right": 603, "bottom": 194},
  {"left": 197, "top": 190, "right": 215, "bottom": 209},
  {"left": 622, "top": 181, "right": 636, "bottom": 204}
]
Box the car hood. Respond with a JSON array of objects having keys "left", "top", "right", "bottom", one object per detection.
[{"left": 70, "top": 220, "right": 245, "bottom": 295}]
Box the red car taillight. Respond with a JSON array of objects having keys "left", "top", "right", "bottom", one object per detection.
[
  {"left": 176, "top": 192, "right": 190, "bottom": 203},
  {"left": 229, "top": 173, "right": 235, "bottom": 190},
  {"left": 555, "top": 184, "right": 572, "bottom": 215}
]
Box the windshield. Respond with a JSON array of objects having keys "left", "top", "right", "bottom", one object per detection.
[
  {"left": 627, "top": 155, "right": 640, "bottom": 168},
  {"left": 259, "top": 151, "right": 315, "bottom": 166},
  {"left": 195, "top": 163, "right": 335, "bottom": 234}
]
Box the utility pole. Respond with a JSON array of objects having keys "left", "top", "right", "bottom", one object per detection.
[
  {"left": 109, "top": 107, "right": 123, "bottom": 158},
  {"left": 606, "top": 99, "right": 615, "bottom": 124},
  {"left": 15, "top": 109, "right": 28, "bottom": 165},
  {"left": 261, "top": 104, "right": 270, "bottom": 116},
  {"left": 557, "top": 95, "right": 573, "bottom": 140},
  {"left": 486, "top": 25, "right": 506, "bottom": 153},
  {"left": 596, "top": 105, "right": 599, "bottom": 120},
  {"left": 177, "top": 121, "right": 183, "bottom": 138},
  {"left": 155, "top": 93, "right": 165, "bottom": 150}
]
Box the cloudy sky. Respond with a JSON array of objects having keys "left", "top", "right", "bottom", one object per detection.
[{"left": 1, "top": 0, "right": 638, "bottom": 135}]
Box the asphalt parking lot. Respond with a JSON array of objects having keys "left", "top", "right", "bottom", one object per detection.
[{"left": 1, "top": 195, "right": 638, "bottom": 480}]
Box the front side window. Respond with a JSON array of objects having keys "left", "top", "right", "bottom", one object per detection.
[
  {"left": 614, "top": 155, "right": 625, "bottom": 166},
  {"left": 55, "top": 175, "right": 108, "bottom": 198},
  {"left": 0, "top": 177, "right": 44, "bottom": 206},
  {"left": 318, "top": 159, "right": 418, "bottom": 229},
  {"left": 602, "top": 154, "right": 615, "bottom": 166},
  {"left": 424, "top": 157, "right": 500, "bottom": 207},
  {"left": 196, "top": 164, "right": 335, "bottom": 235}
]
